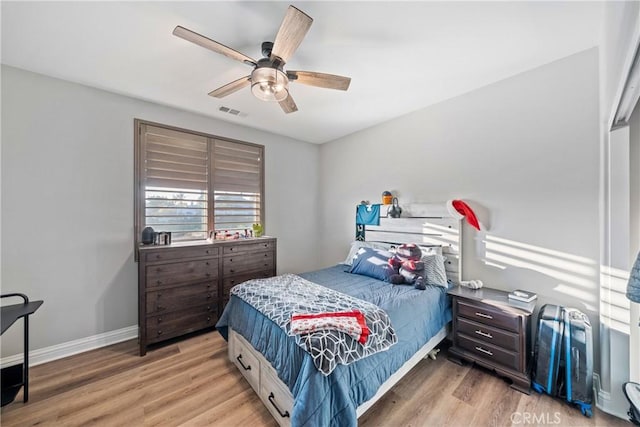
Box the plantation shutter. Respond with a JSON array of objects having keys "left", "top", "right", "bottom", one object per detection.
[
  {"left": 143, "top": 125, "right": 209, "bottom": 191},
  {"left": 135, "top": 120, "right": 265, "bottom": 250},
  {"left": 141, "top": 124, "right": 209, "bottom": 241},
  {"left": 212, "top": 139, "right": 263, "bottom": 232}
]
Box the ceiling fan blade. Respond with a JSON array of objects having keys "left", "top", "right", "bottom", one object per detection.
[
  {"left": 270, "top": 6, "right": 313, "bottom": 63},
  {"left": 279, "top": 93, "right": 298, "bottom": 114},
  {"left": 208, "top": 76, "right": 252, "bottom": 98},
  {"left": 173, "top": 26, "right": 257, "bottom": 66},
  {"left": 287, "top": 71, "right": 351, "bottom": 91}
]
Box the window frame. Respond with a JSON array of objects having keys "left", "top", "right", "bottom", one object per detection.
[{"left": 134, "top": 119, "right": 265, "bottom": 258}]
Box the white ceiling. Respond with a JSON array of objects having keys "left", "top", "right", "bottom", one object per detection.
[{"left": 2, "top": 1, "right": 603, "bottom": 144}]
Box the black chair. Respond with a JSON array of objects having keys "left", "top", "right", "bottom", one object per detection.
[{"left": 1, "top": 293, "right": 43, "bottom": 406}]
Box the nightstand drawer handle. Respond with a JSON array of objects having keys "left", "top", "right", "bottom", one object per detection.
[
  {"left": 475, "top": 330, "right": 493, "bottom": 339},
  {"left": 475, "top": 312, "right": 493, "bottom": 319},
  {"left": 475, "top": 346, "right": 493, "bottom": 356}
]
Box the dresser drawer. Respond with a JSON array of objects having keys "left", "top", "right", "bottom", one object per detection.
[
  {"left": 143, "top": 246, "right": 218, "bottom": 262},
  {"left": 231, "top": 334, "right": 261, "bottom": 394},
  {"left": 457, "top": 317, "right": 519, "bottom": 352},
  {"left": 223, "top": 252, "right": 275, "bottom": 276},
  {"left": 223, "top": 240, "right": 275, "bottom": 255},
  {"left": 146, "top": 305, "right": 216, "bottom": 344},
  {"left": 146, "top": 259, "right": 218, "bottom": 287},
  {"left": 457, "top": 299, "right": 520, "bottom": 333},
  {"left": 458, "top": 333, "right": 520, "bottom": 371},
  {"left": 223, "top": 271, "right": 274, "bottom": 293},
  {"left": 146, "top": 283, "right": 217, "bottom": 315}
]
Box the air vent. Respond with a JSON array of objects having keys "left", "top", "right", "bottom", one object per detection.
[{"left": 218, "top": 106, "right": 246, "bottom": 117}]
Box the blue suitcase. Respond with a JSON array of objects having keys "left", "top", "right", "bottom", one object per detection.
[
  {"left": 560, "top": 308, "right": 593, "bottom": 417},
  {"left": 532, "top": 304, "right": 564, "bottom": 395}
]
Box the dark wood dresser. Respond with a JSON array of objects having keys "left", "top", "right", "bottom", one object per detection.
[
  {"left": 138, "top": 237, "right": 276, "bottom": 356},
  {"left": 447, "top": 286, "right": 536, "bottom": 393}
]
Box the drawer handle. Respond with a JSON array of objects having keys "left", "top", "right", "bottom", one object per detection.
[
  {"left": 157, "top": 293, "right": 162, "bottom": 298},
  {"left": 206, "top": 273, "right": 211, "bottom": 277},
  {"left": 206, "top": 250, "right": 210, "bottom": 254},
  {"left": 156, "top": 280, "right": 162, "bottom": 285},
  {"left": 264, "top": 253, "right": 268, "bottom": 257},
  {"left": 207, "top": 293, "right": 212, "bottom": 299},
  {"left": 230, "top": 269, "right": 235, "bottom": 273},
  {"left": 206, "top": 261, "right": 209, "bottom": 265},
  {"left": 475, "top": 346, "right": 493, "bottom": 356},
  {"left": 206, "top": 316, "right": 211, "bottom": 322},
  {"left": 157, "top": 317, "right": 162, "bottom": 323},
  {"left": 229, "top": 248, "right": 234, "bottom": 251},
  {"left": 264, "top": 263, "right": 268, "bottom": 267},
  {"left": 475, "top": 312, "right": 493, "bottom": 320},
  {"left": 236, "top": 354, "right": 251, "bottom": 371},
  {"left": 263, "top": 243, "right": 268, "bottom": 248},
  {"left": 268, "top": 392, "right": 290, "bottom": 418},
  {"left": 156, "top": 254, "right": 161, "bottom": 259},
  {"left": 157, "top": 330, "right": 163, "bottom": 336},
  {"left": 475, "top": 330, "right": 493, "bottom": 339},
  {"left": 157, "top": 305, "right": 165, "bottom": 311},
  {"left": 206, "top": 306, "right": 211, "bottom": 311}
]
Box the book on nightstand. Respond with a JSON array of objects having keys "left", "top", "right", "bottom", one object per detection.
[{"left": 508, "top": 289, "right": 537, "bottom": 303}]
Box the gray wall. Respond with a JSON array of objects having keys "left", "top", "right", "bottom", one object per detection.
[
  {"left": 319, "top": 49, "right": 601, "bottom": 364},
  {"left": 1, "top": 65, "right": 321, "bottom": 356}
]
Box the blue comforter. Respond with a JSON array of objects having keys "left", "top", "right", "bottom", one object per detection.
[{"left": 216, "top": 265, "right": 452, "bottom": 426}]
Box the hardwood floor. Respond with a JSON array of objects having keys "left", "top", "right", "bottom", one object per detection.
[{"left": 0, "top": 331, "right": 630, "bottom": 426}]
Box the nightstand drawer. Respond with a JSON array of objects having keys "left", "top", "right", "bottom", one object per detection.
[
  {"left": 457, "top": 317, "right": 519, "bottom": 352},
  {"left": 458, "top": 333, "right": 520, "bottom": 371},
  {"left": 457, "top": 299, "right": 520, "bottom": 332}
]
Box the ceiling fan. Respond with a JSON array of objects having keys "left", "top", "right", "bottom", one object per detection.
[{"left": 173, "top": 5, "right": 351, "bottom": 114}]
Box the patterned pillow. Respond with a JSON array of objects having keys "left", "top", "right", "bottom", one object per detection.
[
  {"left": 343, "top": 241, "right": 388, "bottom": 266},
  {"left": 422, "top": 254, "right": 448, "bottom": 287},
  {"left": 349, "top": 247, "right": 395, "bottom": 282}
]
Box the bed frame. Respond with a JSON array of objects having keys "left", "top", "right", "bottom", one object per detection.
[{"left": 228, "top": 203, "right": 463, "bottom": 426}]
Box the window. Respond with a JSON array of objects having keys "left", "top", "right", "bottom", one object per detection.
[{"left": 134, "top": 120, "right": 264, "bottom": 250}]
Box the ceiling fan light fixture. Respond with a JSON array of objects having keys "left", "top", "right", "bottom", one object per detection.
[{"left": 251, "top": 67, "right": 289, "bottom": 102}]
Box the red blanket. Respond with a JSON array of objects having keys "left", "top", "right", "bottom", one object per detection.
[{"left": 291, "top": 311, "right": 370, "bottom": 344}]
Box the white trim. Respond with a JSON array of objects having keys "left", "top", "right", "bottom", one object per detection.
[
  {"left": 609, "top": 8, "right": 640, "bottom": 130},
  {"left": 0, "top": 325, "right": 138, "bottom": 368},
  {"left": 594, "top": 372, "right": 630, "bottom": 420}
]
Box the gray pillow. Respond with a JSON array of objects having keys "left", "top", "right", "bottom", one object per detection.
[{"left": 422, "top": 254, "right": 448, "bottom": 287}]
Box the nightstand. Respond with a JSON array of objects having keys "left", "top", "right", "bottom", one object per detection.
[{"left": 447, "top": 286, "right": 536, "bottom": 394}]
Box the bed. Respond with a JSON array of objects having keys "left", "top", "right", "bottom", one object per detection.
[{"left": 216, "top": 204, "right": 463, "bottom": 426}]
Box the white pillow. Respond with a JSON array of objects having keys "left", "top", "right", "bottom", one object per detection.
[{"left": 419, "top": 245, "right": 443, "bottom": 256}]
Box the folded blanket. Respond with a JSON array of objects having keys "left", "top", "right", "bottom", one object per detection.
[
  {"left": 230, "top": 274, "right": 397, "bottom": 375},
  {"left": 291, "top": 311, "right": 370, "bottom": 344}
]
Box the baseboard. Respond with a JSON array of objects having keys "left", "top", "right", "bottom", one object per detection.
[
  {"left": 1, "top": 325, "right": 138, "bottom": 368},
  {"left": 594, "top": 373, "right": 630, "bottom": 420}
]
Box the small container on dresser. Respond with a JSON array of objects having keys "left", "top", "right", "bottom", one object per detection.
[
  {"left": 447, "top": 286, "right": 536, "bottom": 394},
  {"left": 138, "top": 237, "right": 277, "bottom": 356}
]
